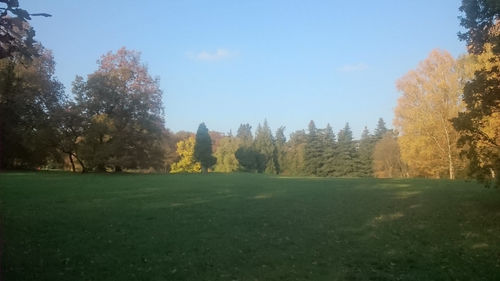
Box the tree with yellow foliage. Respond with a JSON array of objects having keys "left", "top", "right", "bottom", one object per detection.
[
  {"left": 395, "top": 49, "right": 469, "bottom": 179},
  {"left": 453, "top": 44, "right": 500, "bottom": 186},
  {"left": 170, "top": 136, "right": 201, "bottom": 173},
  {"left": 372, "top": 131, "right": 408, "bottom": 178}
]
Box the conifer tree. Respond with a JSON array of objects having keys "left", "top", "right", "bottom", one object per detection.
[
  {"left": 275, "top": 126, "right": 287, "bottom": 174},
  {"left": 254, "top": 120, "right": 278, "bottom": 174},
  {"left": 335, "top": 123, "right": 357, "bottom": 176},
  {"left": 357, "top": 126, "right": 374, "bottom": 177},
  {"left": 236, "top": 123, "right": 253, "bottom": 146},
  {"left": 304, "top": 120, "right": 324, "bottom": 175},
  {"left": 194, "top": 123, "right": 216, "bottom": 173},
  {"left": 318, "top": 124, "right": 337, "bottom": 176},
  {"left": 283, "top": 130, "right": 307, "bottom": 175},
  {"left": 374, "top": 118, "right": 388, "bottom": 140}
]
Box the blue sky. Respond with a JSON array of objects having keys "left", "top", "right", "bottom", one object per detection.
[{"left": 24, "top": 0, "right": 466, "bottom": 138}]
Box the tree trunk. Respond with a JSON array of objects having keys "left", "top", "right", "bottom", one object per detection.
[
  {"left": 443, "top": 124, "right": 455, "bottom": 180},
  {"left": 202, "top": 166, "right": 208, "bottom": 173},
  {"left": 68, "top": 153, "right": 76, "bottom": 172},
  {"left": 73, "top": 154, "right": 86, "bottom": 173},
  {"left": 115, "top": 166, "right": 122, "bottom": 173}
]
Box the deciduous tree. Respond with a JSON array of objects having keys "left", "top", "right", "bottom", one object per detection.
[
  {"left": 214, "top": 136, "right": 240, "bottom": 173},
  {"left": 170, "top": 136, "right": 201, "bottom": 173},
  {"left": 0, "top": 48, "right": 64, "bottom": 169},
  {"left": 373, "top": 131, "right": 408, "bottom": 178},
  {"left": 73, "top": 47, "right": 165, "bottom": 171},
  {"left": 395, "top": 50, "right": 468, "bottom": 179}
]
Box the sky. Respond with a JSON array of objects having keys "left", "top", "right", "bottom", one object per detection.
[{"left": 24, "top": 0, "right": 466, "bottom": 138}]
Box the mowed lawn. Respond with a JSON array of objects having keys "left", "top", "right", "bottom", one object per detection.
[{"left": 1, "top": 173, "right": 500, "bottom": 280}]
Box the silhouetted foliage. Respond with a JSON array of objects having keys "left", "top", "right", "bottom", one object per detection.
[
  {"left": 194, "top": 123, "right": 216, "bottom": 173},
  {"left": 235, "top": 147, "right": 265, "bottom": 173},
  {"left": 0, "top": 48, "right": 64, "bottom": 169},
  {"left": 0, "top": 0, "right": 51, "bottom": 59},
  {"left": 453, "top": 0, "right": 500, "bottom": 186}
]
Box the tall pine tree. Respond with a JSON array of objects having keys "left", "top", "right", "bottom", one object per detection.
[
  {"left": 304, "top": 120, "right": 324, "bottom": 176},
  {"left": 318, "top": 124, "right": 337, "bottom": 176},
  {"left": 254, "top": 120, "right": 278, "bottom": 174},
  {"left": 357, "top": 126, "right": 374, "bottom": 177},
  {"left": 335, "top": 123, "right": 357, "bottom": 177},
  {"left": 374, "top": 118, "right": 388, "bottom": 140},
  {"left": 275, "top": 126, "right": 287, "bottom": 174}
]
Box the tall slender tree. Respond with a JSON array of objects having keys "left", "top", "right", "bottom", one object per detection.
[
  {"left": 275, "top": 126, "right": 287, "bottom": 174},
  {"left": 374, "top": 118, "right": 388, "bottom": 140},
  {"left": 318, "top": 124, "right": 337, "bottom": 176},
  {"left": 304, "top": 120, "right": 324, "bottom": 175},
  {"left": 357, "top": 126, "right": 374, "bottom": 177},
  {"left": 335, "top": 123, "right": 357, "bottom": 177},
  {"left": 194, "top": 123, "right": 216, "bottom": 173},
  {"left": 254, "top": 120, "right": 278, "bottom": 174}
]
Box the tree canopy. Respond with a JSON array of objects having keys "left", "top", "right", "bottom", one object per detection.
[{"left": 0, "top": 0, "right": 51, "bottom": 59}]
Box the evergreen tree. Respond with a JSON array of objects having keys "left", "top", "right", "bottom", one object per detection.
[
  {"left": 318, "top": 124, "right": 337, "bottom": 176},
  {"left": 335, "top": 123, "right": 357, "bottom": 177},
  {"left": 283, "top": 130, "right": 307, "bottom": 175},
  {"left": 304, "top": 120, "right": 324, "bottom": 175},
  {"left": 357, "top": 126, "right": 374, "bottom": 177},
  {"left": 254, "top": 120, "right": 278, "bottom": 174},
  {"left": 275, "top": 126, "right": 287, "bottom": 174},
  {"left": 194, "top": 123, "right": 216, "bottom": 173},
  {"left": 236, "top": 123, "right": 253, "bottom": 146},
  {"left": 374, "top": 118, "right": 388, "bottom": 140}
]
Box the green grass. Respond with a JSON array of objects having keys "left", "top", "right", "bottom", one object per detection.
[{"left": 1, "top": 172, "right": 500, "bottom": 280}]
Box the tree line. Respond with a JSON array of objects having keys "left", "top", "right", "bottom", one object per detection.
[
  {"left": 0, "top": 0, "right": 498, "bottom": 186},
  {"left": 168, "top": 118, "right": 398, "bottom": 178}
]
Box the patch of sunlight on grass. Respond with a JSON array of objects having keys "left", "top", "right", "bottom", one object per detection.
[
  {"left": 471, "top": 243, "right": 489, "bottom": 249},
  {"left": 395, "top": 190, "right": 421, "bottom": 199},
  {"left": 277, "top": 176, "right": 327, "bottom": 180},
  {"left": 252, "top": 193, "right": 273, "bottom": 200},
  {"left": 0, "top": 172, "right": 31, "bottom": 176},
  {"left": 409, "top": 204, "right": 422, "bottom": 209},
  {"left": 462, "top": 232, "right": 480, "bottom": 239},
  {"left": 169, "top": 203, "right": 184, "bottom": 207},
  {"left": 371, "top": 212, "right": 405, "bottom": 225}
]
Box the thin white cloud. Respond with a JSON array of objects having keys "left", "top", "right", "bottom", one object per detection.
[
  {"left": 337, "top": 63, "right": 369, "bottom": 73},
  {"left": 188, "top": 48, "right": 238, "bottom": 62}
]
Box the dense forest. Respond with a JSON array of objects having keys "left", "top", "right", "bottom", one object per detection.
[{"left": 0, "top": 0, "right": 498, "bottom": 186}]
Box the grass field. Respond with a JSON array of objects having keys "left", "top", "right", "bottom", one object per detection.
[{"left": 1, "top": 172, "right": 499, "bottom": 280}]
